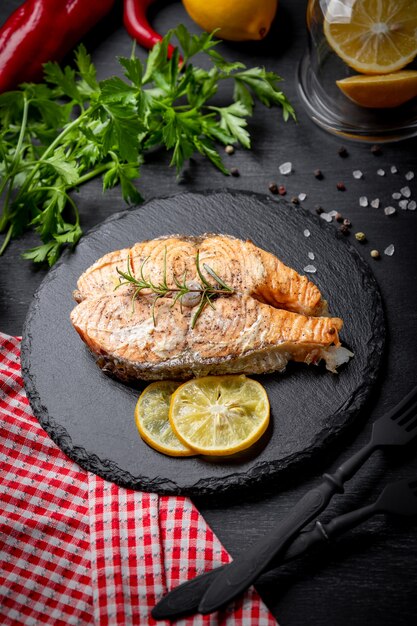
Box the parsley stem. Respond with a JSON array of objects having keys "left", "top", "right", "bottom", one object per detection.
[
  {"left": 0, "top": 223, "right": 13, "bottom": 255},
  {"left": 13, "top": 106, "right": 95, "bottom": 205},
  {"left": 0, "top": 95, "right": 29, "bottom": 226},
  {"left": 41, "top": 107, "right": 94, "bottom": 162},
  {"left": 30, "top": 185, "right": 80, "bottom": 226},
  {"left": 0, "top": 178, "right": 14, "bottom": 233},
  {"left": 14, "top": 95, "right": 29, "bottom": 163},
  {"left": 73, "top": 163, "right": 113, "bottom": 187},
  {"left": 65, "top": 193, "right": 80, "bottom": 227}
]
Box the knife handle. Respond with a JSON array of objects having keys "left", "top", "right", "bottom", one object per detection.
[{"left": 198, "top": 476, "right": 339, "bottom": 614}]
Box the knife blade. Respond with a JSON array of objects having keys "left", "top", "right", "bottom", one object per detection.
[{"left": 151, "top": 522, "right": 325, "bottom": 620}]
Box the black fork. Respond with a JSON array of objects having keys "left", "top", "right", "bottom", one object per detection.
[{"left": 196, "top": 385, "right": 417, "bottom": 613}]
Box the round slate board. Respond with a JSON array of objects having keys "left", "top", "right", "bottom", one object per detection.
[{"left": 21, "top": 190, "right": 384, "bottom": 496}]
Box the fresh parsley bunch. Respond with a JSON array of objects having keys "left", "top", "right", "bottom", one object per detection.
[{"left": 0, "top": 25, "right": 295, "bottom": 265}]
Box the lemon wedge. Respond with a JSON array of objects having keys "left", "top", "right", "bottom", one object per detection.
[
  {"left": 324, "top": 0, "right": 417, "bottom": 75},
  {"left": 169, "top": 375, "right": 270, "bottom": 456},
  {"left": 336, "top": 71, "right": 417, "bottom": 108},
  {"left": 135, "top": 381, "right": 196, "bottom": 457}
]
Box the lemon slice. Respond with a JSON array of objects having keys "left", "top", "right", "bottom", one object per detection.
[
  {"left": 336, "top": 70, "right": 417, "bottom": 108},
  {"left": 169, "top": 375, "right": 270, "bottom": 456},
  {"left": 324, "top": 0, "right": 417, "bottom": 75},
  {"left": 135, "top": 381, "right": 196, "bottom": 457}
]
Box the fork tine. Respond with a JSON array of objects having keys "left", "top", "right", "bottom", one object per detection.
[
  {"left": 405, "top": 416, "right": 417, "bottom": 432},
  {"left": 398, "top": 402, "right": 417, "bottom": 425},
  {"left": 389, "top": 385, "right": 417, "bottom": 422}
]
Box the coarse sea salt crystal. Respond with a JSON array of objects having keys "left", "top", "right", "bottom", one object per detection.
[
  {"left": 371, "top": 198, "right": 380, "bottom": 208},
  {"left": 401, "top": 186, "right": 411, "bottom": 198},
  {"left": 384, "top": 244, "right": 395, "bottom": 256},
  {"left": 320, "top": 212, "right": 332, "bottom": 222},
  {"left": 303, "top": 228, "right": 310, "bottom": 237},
  {"left": 408, "top": 200, "right": 416, "bottom": 211},
  {"left": 303, "top": 265, "right": 316, "bottom": 273},
  {"left": 405, "top": 171, "right": 415, "bottom": 181},
  {"left": 359, "top": 196, "right": 368, "bottom": 207},
  {"left": 328, "top": 210, "right": 338, "bottom": 217},
  {"left": 308, "top": 251, "right": 315, "bottom": 260},
  {"left": 384, "top": 206, "right": 396, "bottom": 216},
  {"left": 353, "top": 170, "right": 363, "bottom": 179},
  {"left": 399, "top": 199, "right": 408, "bottom": 210},
  {"left": 392, "top": 192, "right": 401, "bottom": 200},
  {"left": 377, "top": 168, "right": 385, "bottom": 176},
  {"left": 279, "top": 161, "right": 292, "bottom": 175},
  {"left": 390, "top": 165, "right": 398, "bottom": 174},
  {"left": 298, "top": 192, "right": 307, "bottom": 201}
]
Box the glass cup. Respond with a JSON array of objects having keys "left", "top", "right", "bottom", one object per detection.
[{"left": 297, "top": 0, "right": 417, "bottom": 142}]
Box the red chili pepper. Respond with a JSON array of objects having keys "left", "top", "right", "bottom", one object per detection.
[
  {"left": 123, "top": 0, "right": 177, "bottom": 59},
  {"left": 0, "top": 0, "right": 115, "bottom": 93}
]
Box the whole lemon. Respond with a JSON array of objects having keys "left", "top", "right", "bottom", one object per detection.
[{"left": 182, "top": 0, "right": 278, "bottom": 42}]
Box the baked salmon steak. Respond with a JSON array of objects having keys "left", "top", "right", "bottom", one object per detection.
[
  {"left": 70, "top": 235, "right": 352, "bottom": 381},
  {"left": 73, "top": 234, "right": 328, "bottom": 317},
  {"left": 71, "top": 294, "right": 350, "bottom": 381}
]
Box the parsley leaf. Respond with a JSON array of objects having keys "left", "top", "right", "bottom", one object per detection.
[
  {"left": 75, "top": 44, "right": 99, "bottom": 93},
  {"left": 22, "top": 240, "right": 62, "bottom": 265},
  {"left": 44, "top": 149, "right": 79, "bottom": 185},
  {"left": 119, "top": 56, "right": 143, "bottom": 88},
  {"left": 233, "top": 67, "right": 296, "bottom": 120},
  {"left": 209, "top": 102, "right": 251, "bottom": 149},
  {"left": 103, "top": 159, "right": 142, "bottom": 204}
]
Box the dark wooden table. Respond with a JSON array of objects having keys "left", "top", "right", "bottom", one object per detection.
[{"left": 1, "top": 1, "right": 417, "bottom": 624}]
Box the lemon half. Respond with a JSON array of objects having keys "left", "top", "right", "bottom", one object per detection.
[
  {"left": 324, "top": 0, "right": 417, "bottom": 75},
  {"left": 135, "top": 381, "right": 196, "bottom": 457},
  {"left": 169, "top": 375, "right": 270, "bottom": 456}
]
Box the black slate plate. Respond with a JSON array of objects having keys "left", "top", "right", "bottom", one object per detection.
[{"left": 21, "top": 190, "right": 384, "bottom": 496}]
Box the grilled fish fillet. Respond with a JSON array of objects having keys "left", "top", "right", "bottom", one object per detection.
[
  {"left": 70, "top": 293, "right": 349, "bottom": 381},
  {"left": 71, "top": 234, "right": 352, "bottom": 381},
  {"left": 73, "top": 234, "right": 328, "bottom": 317}
]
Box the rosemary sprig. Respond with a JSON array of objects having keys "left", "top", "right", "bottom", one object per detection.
[{"left": 115, "top": 249, "right": 234, "bottom": 328}]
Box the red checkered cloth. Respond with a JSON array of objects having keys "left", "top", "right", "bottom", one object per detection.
[{"left": 0, "top": 333, "right": 277, "bottom": 625}]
